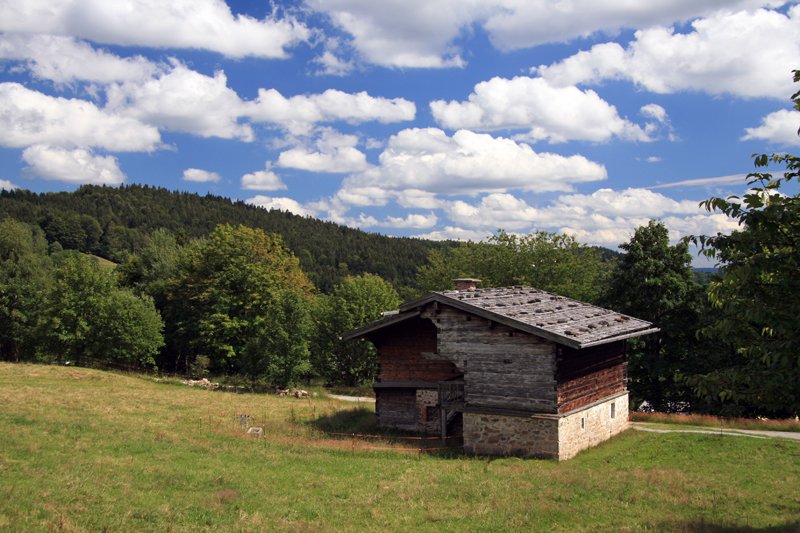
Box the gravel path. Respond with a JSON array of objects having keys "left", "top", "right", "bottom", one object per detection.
[
  {"left": 327, "top": 394, "right": 375, "bottom": 403},
  {"left": 631, "top": 423, "right": 800, "bottom": 441}
]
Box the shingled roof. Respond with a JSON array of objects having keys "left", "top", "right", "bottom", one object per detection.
[{"left": 344, "top": 286, "right": 658, "bottom": 350}]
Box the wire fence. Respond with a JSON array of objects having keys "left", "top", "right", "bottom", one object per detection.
[{"left": 203, "top": 410, "right": 464, "bottom": 455}]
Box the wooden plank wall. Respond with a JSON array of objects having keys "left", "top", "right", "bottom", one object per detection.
[
  {"left": 424, "top": 306, "right": 558, "bottom": 413},
  {"left": 373, "top": 317, "right": 461, "bottom": 382},
  {"left": 556, "top": 341, "right": 625, "bottom": 413},
  {"left": 376, "top": 389, "right": 417, "bottom": 430}
]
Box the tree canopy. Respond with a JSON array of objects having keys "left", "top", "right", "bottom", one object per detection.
[
  {"left": 603, "top": 220, "right": 704, "bottom": 410},
  {"left": 688, "top": 70, "right": 800, "bottom": 416},
  {"left": 164, "top": 224, "right": 314, "bottom": 385},
  {"left": 417, "top": 230, "right": 611, "bottom": 303},
  {"left": 312, "top": 273, "right": 401, "bottom": 386}
]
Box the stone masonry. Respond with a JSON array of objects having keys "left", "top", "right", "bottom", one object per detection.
[{"left": 462, "top": 392, "right": 629, "bottom": 460}]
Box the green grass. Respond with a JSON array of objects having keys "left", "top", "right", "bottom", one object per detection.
[{"left": 1, "top": 363, "right": 798, "bottom": 532}]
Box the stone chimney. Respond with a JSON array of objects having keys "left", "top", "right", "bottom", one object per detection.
[{"left": 453, "top": 278, "right": 480, "bottom": 291}]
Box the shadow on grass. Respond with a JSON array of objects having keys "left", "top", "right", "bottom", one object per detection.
[
  {"left": 307, "top": 407, "right": 465, "bottom": 456},
  {"left": 655, "top": 519, "right": 800, "bottom": 532}
]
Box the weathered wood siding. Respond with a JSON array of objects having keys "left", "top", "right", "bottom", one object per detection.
[
  {"left": 372, "top": 316, "right": 460, "bottom": 382},
  {"left": 556, "top": 341, "right": 626, "bottom": 413},
  {"left": 423, "top": 306, "right": 558, "bottom": 413},
  {"left": 375, "top": 389, "right": 417, "bottom": 430}
]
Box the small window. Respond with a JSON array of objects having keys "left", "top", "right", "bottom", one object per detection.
[
  {"left": 580, "top": 417, "right": 585, "bottom": 430},
  {"left": 610, "top": 402, "right": 616, "bottom": 419}
]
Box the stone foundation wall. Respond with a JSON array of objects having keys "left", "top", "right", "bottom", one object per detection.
[
  {"left": 557, "top": 393, "right": 628, "bottom": 460},
  {"left": 463, "top": 412, "right": 559, "bottom": 458},
  {"left": 416, "top": 389, "right": 440, "bottom": 434},
  {"left": 462, "top": 393, "right": 629, "bottom": 460}
]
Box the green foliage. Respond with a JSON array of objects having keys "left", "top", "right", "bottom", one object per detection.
[
  {"left": 603, "top": 221, "right": 704, "bottom": 410},
  {"left": 165, "top": 224, "right": 313, "bottom": 386},
  {"left": 687, "top": 71, "right": 800, "bottom": 417},
  {"left": 0, "top": 184, "right": 455, "bottom": 292},
  {"left": 417, "top": 230, "right": 610, "bottom": 302},
  {"left": 0, "top": 219, "right": 52, "bottom": 361},
  {"left": 313, "top": 273, "right": 401, "bottom": 386},
  {"left": 36, "top": 252, "right": 164, "bottom": 368}
]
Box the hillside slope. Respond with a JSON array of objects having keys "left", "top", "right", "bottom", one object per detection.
[{"left": 0, "top": 185, "right": 455, "bottom": 292}]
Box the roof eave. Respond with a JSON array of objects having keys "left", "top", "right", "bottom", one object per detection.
[
  {"left": 575, "top": 327, "right": 661, "bottom": 349},
  {"left": 340, "top": 310, "right": 421, "bottom": 341}
]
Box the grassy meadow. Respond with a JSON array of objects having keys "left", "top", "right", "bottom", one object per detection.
[{"left": 1, "top": 363, "right": 798, "bottom": 532}]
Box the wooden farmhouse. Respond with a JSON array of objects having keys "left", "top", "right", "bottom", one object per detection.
[{"left": 343, "top": 280, "right": 658, "bottom": 460}]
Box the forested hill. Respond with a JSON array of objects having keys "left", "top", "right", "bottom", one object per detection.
[{"left": 0, "top": 185, "right": 455, "bottom": 292}]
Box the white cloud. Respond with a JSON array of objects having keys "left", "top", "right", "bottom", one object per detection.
[
  {"left": 444, "top": 193, "right": 539, "bottom": 230},
  {"left": 276, "top": 129, "right": 369, "bottom": 173},
  {"left": 645, "top": 156, "right": 662, "bottom": 163},
  {"left": 306, "top": 0, "right": 486, "bottom": 68},
  {"left": 307, "top": 0, "right": 772, "bottom": 68},
  {"left": 0, "top": 33, "right": 159, "bottom": 84},
  {"left": 650, "top": 173, "right": 749, "bottom": 189},
  {"left": 414, "top": 226, "right": 492, "bottom": 242},
  {"left": 247, "top": 88, "right": 415, "bottom": 135},
  {"left": 0, "top": 0, "right": 310, "bottom": 59},
  {"left": 555, "top": 188, "right": 700, "bottom": 217},
  {"left": 742, "top": 110, "right": 800, "bottom": 146},
  {"left": 377, "top": 213, "right": 438, "bottom": 229},
  {"left": 0, "top": 82, "right": 161, "bottom": 151},
  {"left": 536, "top": 7, "right": 800, "bottom": 99},
  {"left": 482, "top": 0, "right": 775, "bottom": 51},
  {"left": 182, "top": 168, "right": 221, "bottom": 183},
  {"left": 0, "top": 179, "right": 18, "bottom": 190},
  {"left": 245, "top": 195, "right": 315, "bottom": 217},
  {"left": 313, "top": 38, "right": 356, "bottom": 76},
  {"left": 106, "top": 63, "right": 252, "bottom": 141},
  {"left": 433, "top": 187, "right": 740, "bottom": 247},
  {"left": 344, "top": 128, "right": 606, "bottom": 196},
  {"left": 431, "top": 76, "right": 651, "bottom": 143},
  {"left": 22, "top": 145, "right": 125, "bottom": 185},
  {"left": 240, "top": 167, "right": 286, "bottom": 191}
]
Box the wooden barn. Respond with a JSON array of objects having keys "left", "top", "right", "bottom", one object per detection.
[{"left": 343, "top": 280, "right": 658, "bottom": 460}]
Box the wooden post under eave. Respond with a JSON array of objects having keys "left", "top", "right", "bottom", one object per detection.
[{"left": 440, "top": 407, "right": 447, "bottom": 442}]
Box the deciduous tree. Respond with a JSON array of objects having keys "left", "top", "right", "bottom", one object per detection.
[{"left": 313, "top": 273, "right": 401, "bottom": 386}]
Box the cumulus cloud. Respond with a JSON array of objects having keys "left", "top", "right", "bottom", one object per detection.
[
  {"left": 0, "top": 82, "right": 161, "bottom": 151},
  {"left": 376, "top": 213, "right": 438, "bottom": 229},
  {"left": 431, "top": 76, "right": 651, "bottom": 143},
  {"left": 245, "top": 195, "right": 315, "bottom": 217},
  {"left": 106, "top": 63, "right": 252, "bottom": 141},
  {"left": 536, "top": 7, "right": 800, "bottom": 99},
  {"left": 742, "top": 110, "right": 800, "bottom": 146},
  {"left": 307, "top": 0, "right": 771, "bottom": 68},
  {"left": 22, "top": 145, "right": 125, "bottom": 185},
  {"left": 240, "top": 166, "right": 286, "bottom": 191},
  {"left": 247, "top": 88, "right": 415, "bottom": 135},
  {"left": 182, "top": 168, "right": 221, "bottom": 183},
  {"left": 0, "top": 0, "right": 309, "bottom": 59},
  {"left": 343, "top": 128, "right": 606, "bottom": 196},
  {"left": 276, "top": 129, "right": 369, "bottom": 173},
  {"left": 414, "top": 226, "right": 492, "bottom": 242},
  {"left": 306, "top": 0, "right": 486, "bottom": 68},
  {"left": 0, "top": 179, "right": 18, "bottom": 190},
  {"left": 432, "top": 187, "right": 739, "bottom": 247},
  {"left": 0, "top": 33, "right": 159, "bottom": 84}
]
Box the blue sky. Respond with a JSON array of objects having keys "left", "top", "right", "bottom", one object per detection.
[{"left": 1, "top": 1, "right": 799, "bottom": 264}]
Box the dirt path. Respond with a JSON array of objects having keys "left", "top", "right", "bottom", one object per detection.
[
  {"left": 327, "top": 394, "right": 375, "bottom": 403},
  {"left": 631, "top": 423, "right": 800, "bottom": 441}
]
